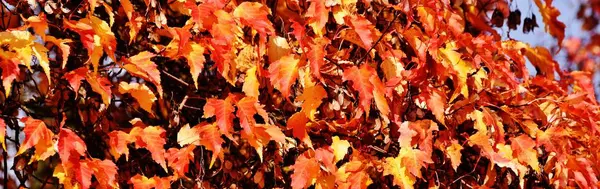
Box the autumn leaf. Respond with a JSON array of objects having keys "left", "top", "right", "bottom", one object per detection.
[
  {"left": 305, "top": 0, "right": 328, "bottom": 36},
  {"left": 269, "top": 54, "right": 301, "bottom": 97},
  {"left": 511, "top": 134, "right": 540, "bottom": 172},
  {"left": 336, "top": 160, "right": 373, "bottom": 189},
  {"left": 17, "top": 117, "right": 56, "bottom": 162},
  {"left": 344, "top": 15, "right": 377, "bottom": 49},
  {"left": 195, "top": 123, "right": 224, "bottom": 168},
  {"left": 86, "top": 73, "right": 113, "bottom": 105},
  {"left": 183, "top": 42, "right": 206, "bottom": 88},
  {"left": 166, "top": 145, "right": 196, "bottom": 177},
  {"left": 123, "top": 51, "right": 163, "bottom": 97},
  {"left": 534, "top": 0, "right": 566, "bottom": 48},
  {"left": 203, "top": 97, "right": 236, "bottom": 139},
  {"left": 108, "top": 130, "right": 132, "bottom": 161},
  {"left": 343, "top": 64, "right": 375, "bottom": 115},
  {"left": 57, "top": 128, "right": 87, "bottom": 163},
  {"left": 46, "top": 36, "right": 72, "bottom": 69},
  {"left": 83, "top": 158, "right": 119, "bottom": 188},
  {"left": 446, "top": 140, "right": 463, "bottom": 171},
  {"left": 331, "top": 136, "right": 350, "bottom": 162},
  {"left": 118, "top": 82, "right": 157, "bottom": 114},
  {"left": 129, "top": 120, "right": 168, "bottom": 171},
  {"left": 233, "top": 2, "right": 275, "bottom": 36},
  {"left": 297, "top": 84, "right": 327, "bottom": 121},
  {"left": 129, "top": 175, "right": 172, "bottom": 189},
  {"left": 288, "top": 112, "right": 312, "bottom": 147},
  {"left": 291, "top": 152, "right": 320, "bottom": 189},
  {"left": 243, "top": 66, "right": 260, "bottom": 98}
]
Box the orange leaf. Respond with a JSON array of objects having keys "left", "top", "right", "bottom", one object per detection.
[
  {"left": 178, "top": 122, "right": 224, "bottom": 168},
  {"left": 534, "top": 0, "right": 566, "bottom": 48},
  {"left": 297, "top": 84, "right": 327, "bottom": 121},
  {"left": 305, "top": 0, "right": 328, "bottom": 36},
  {"left": 344, "top": 15, "right": 377, "bottom": 49},
  {"left": 183, "top": 42, "right": 206, "bottom": 88},
  {"left": 17, "top": 117, "right": 56, "bottom": 162},
  {"left": 83, "top": 158, "right": 119, "bottom": 188},
  {"left": 46, "top": 36, "right": 72, "bottom": 69},
  {"left": 57, "top": 128, "right": 87, "bottom": 163},
  {"left": 85, "top": 73, "right": 112, "bottom": 105},
  {"left": 343, "top": 64, "right": 375, "bottom": 115},
  {"left": 307, "top": 38, "right": 329, "bottom": 80},
  {"left": 129, "top": 121, "right": 167, "bottom": 171},
  {"left": 123, "top": 51, "right": 163, "bottom": 97},
  {"left": 118, "top": 82, "right": 157, "bottom": 114},
  {"left": 331, "top": 136, "right": 350, "bottom": 162},
  {"left": 129, "top": 174, "right": 172, "bottom": 189},
  {"left": 291, "top": 152, "right": 320, "bottom": 189},
  {"left": 287, "top": 112, "right": 312, "bottom": 147},
  {"left": 108, "top": 130, "right": 132, "bottom": 161},
  {"left": 203, "top": 97, "right": 235, "bottom": 139},
  {"left": 233, "top": 2, "right": 274, "bottom": 36},
  {"left": 510, "top": 134, "right": 540, "bottom": 172},
  {"left": 166, "top": 145, "right": 196, "bottom": 177},
  {"left": 269, "top": 54, "right": 301, "bottom": 97}
]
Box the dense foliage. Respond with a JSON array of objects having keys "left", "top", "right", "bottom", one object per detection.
[{"left": 0, "top": 0, "right": 599, "bottom": 188}]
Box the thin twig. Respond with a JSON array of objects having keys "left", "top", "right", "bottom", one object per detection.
[{"left": 161, "top": 70, "right": 190, "bottom": 87}]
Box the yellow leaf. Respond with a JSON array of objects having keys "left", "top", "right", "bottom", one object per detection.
[
  {"left": 331, "top": 136, "right": 350, "bottom": 162},
  {"left": 243, "top": 66, "right": 260, "bottom": 98}
]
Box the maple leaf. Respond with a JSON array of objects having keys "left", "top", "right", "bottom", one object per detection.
[
  {"left": 233, "top": 2, "right": 274, "bottom": 36},
  {"left": 17, "top": 117, "right": 56, "bottom": 162},
  {"left": 166, "top": 145, "right": 196, "bottom": 177},
  {"left": 64, "top": 67, "right": 88, "bottom": 94},
  {"left": 370, "top": 75, "right": 390, "bottom": 120},
  {"left": 118, "top": 82, "right": 157, "bottom": 114},
  {"left": 236, "top": 97, "right": 283, "bottom": 160},
  {"left": 0, "top": 119, "right": 5, "bottom": 150},
  {"left": 297, "top": 84, "right": 327, "bottom": 121},
  {"left": 343, "top": 64, "right": 376, "bottom": 115},
  {"left": 85, "top": 73, "right": 113, "bottom": 105},
  {"left": 534, "top": 0, "right": 566, "bottom": 48},
  {"left": 177, "top": 123, "right": 200, "bottom": 146},
  {"left": 203, "top": 97, "right": 235, "bottom": 139},
  {"left": 510, "top": 134, "right": 540, "bottom": 172},
  {"left": 416, "top": 86, "right": 446, "bottom": 125},
  {"left": 269, "top": 54, "right": 301, "bottom": 97},
  {"left": 0, "top": 57, "right": 20, "bottom": 97},
  {"left": 307, "top": 37, "right": 329, "bottom": 80},
  {"left": 123, "top": 51, "right": 163, "bottom": 97},
  {"left": 446, "top": 140, "right": 463, "bottom": 171},
  {"left": 291, "top": 152, "right": 320, "bottom": 189},
  {"left": 54, "top": 156, "right": 94, "bottom": 189},
  {"left": 438, "top": 42, "right": 474, "bottom": 102},
  {"left": 25, "top": 13, "right": 49, "bottom": 40},
  {"left": 57, "top": 128, "right": 87, "bottom": 163}
]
